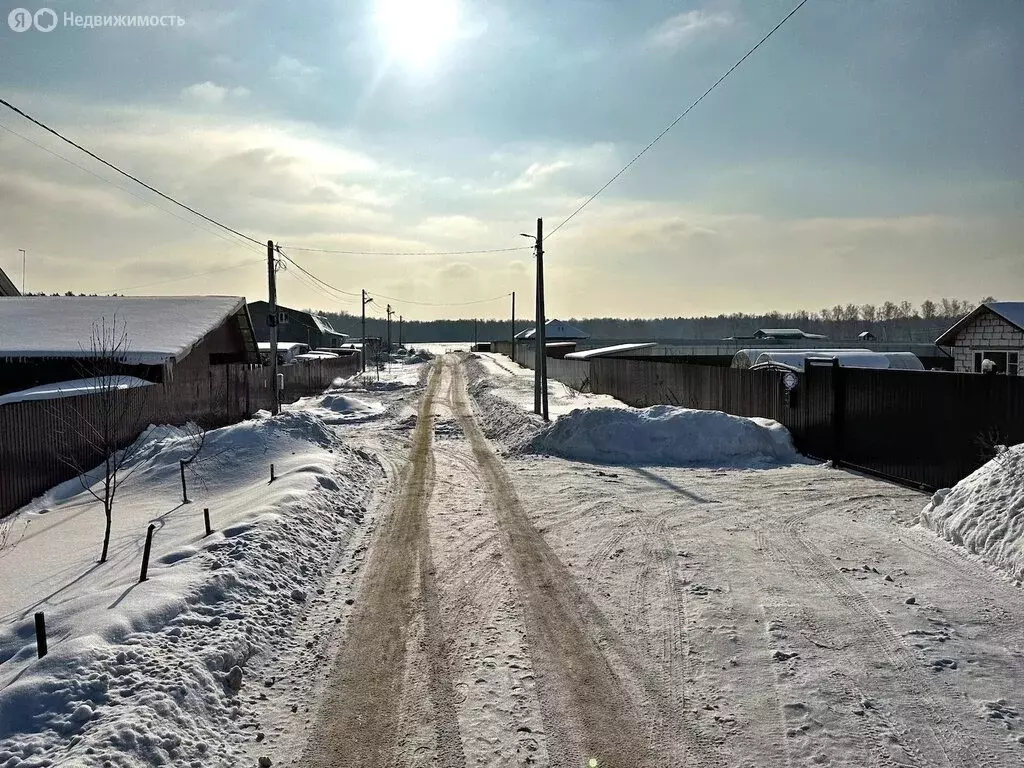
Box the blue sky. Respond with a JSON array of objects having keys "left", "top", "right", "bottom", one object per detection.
[{"left": 0, "top": 0, "right": 1021, "bottom": 319}]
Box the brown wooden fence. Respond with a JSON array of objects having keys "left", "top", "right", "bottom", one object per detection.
[
  {"left": 583, "top": 356, "right": 1024, "bottom": 490},
  {"left": 0, "top": 357, "right": 359, "bottom": 517}
]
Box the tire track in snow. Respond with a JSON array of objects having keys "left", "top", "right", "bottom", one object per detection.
[
  {"left": 763, "top": 504, "right": 1011, "bottom": 767},
  {"left": 300, "top": 361, "right": 466, "bottom": 768}
]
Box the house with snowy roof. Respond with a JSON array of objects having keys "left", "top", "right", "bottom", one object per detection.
[
  {"left": 513, "top": 319, "right": 590, "bottom": 341},
  {"left": 936, "top": 302, "right": 1024, "bottom": 376},
  {"left": 0, "top": 295, "right": 259, "bottom": 395},
  {"left": 248, "top": 301, "right": 349, "bottom": 349},
  {"left": 0, "top": 265, "right": 19, "bottom": 297}
]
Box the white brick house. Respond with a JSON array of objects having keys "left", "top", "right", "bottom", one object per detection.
[{"left": 936, "top": 302, "right": 1024, "bottom": 375}]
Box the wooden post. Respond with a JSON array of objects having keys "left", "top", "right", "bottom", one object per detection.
[
  {"left": 139, "top": 524, "right": 156, "bottom": 583},
  {"left": 34, "top": 612, "right": 47, "bottom": 658},
  {"left": 203, "top": 508, "right": 212, "bottom": 537},
  {"left": 179, "top": 459, "right": 188, "bottom": 503},
  {"left": 270, "top": 463, "right": 276, "bottom": 483},
  {"left": 510, "top": 291, "right": 515, "bottom": 361}
]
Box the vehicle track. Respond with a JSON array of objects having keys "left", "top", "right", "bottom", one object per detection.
[
  {"left": 448, "top": 356, "right": 660, "bottom": 767},
  {"left": 300, "top": 361, "right": 466, "bottom": 768}
]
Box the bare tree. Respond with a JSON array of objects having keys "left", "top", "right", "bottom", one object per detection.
[
  {"left": 861, "top": 304, "right": 877, "bottom": 323},
  {"left": 56, "top": 317, "right": 150, "bottom": 563},
  {"left": 881, "top": 301, "right": 899, "bottom": 322},
  {"left": 843, "top": 303, "right": 860, "bottom": 322},
  {"left": 920, "top": 299, "right": 937, "bottom": 320}
]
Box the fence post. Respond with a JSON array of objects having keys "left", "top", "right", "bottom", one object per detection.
[
  {"left": 140, "top": 523, "right": 156, "bottom": 583},
  {"left": 179, "top": 459, "right": 188, "bottom": 503},
  {"left": 203, "top": 507, "right": 212, "bottom": 537},
  {"left": 34, "top": 612, "right": 47, "bottom": 658}
]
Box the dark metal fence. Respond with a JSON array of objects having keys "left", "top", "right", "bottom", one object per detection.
[
  {"left": 0, "top": 357, "right": 359, "bottom": 517},
  {"left": 584, "top": 357, "right": 1023, "bottom": 491}
]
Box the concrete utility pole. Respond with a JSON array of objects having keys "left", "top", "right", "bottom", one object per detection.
[
  {"left": 511, "top": 291, "right": 515, "bottom": 362},
  {"left": 536, "top": 218, "right": 548, "bottom": 421},
  {"left": 267, "top": 240, "right": 280, "bottom": 416},
  {"left": 18, "top": 249, "right": 25, "bottom": 294},
  {"left": 361, "top": 290, "right": 373, "bottom": 372}
]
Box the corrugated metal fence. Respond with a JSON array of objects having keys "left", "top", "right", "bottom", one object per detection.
[
  {"left": 508, "top": 350, "right": 1023, "bottom": 491},
  {"left": 0, "top": 357, "right": 359, "bottom": 517}
]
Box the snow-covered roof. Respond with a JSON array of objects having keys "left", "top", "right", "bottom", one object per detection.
[
  {"left": 753, "top": 328, "right": 828, "bottom": 340},
  {"left": 752, "top": 350, "right": 924, "bottom": 372},
  {"left": 0, "top": 376, "right": 153, "bottom": 405},
  {"left": 311, "top": 315, "right": 348, "bottom": 338},
  {"left": 0, "top": 265, "right": 18, "bottom": 297},
  {"left": 936, "top": 302, "right": 1024, "bottom": 345},
  {"left": 565, "top": 343, "right": 658, "bottom": 360},
  {"left": 514, "top": 319, "right": 590, "bottom": 340},
  {"left": 0, "top": 296, "right": 246, "bottom": 365},
  {"left": 257, "top": 341, "right": 304, "bottom": 352},
  {"left": 294, "top": 351, "right": 338, "bottom": 360},
  {"left": 733, "top": 348, "right": 875, "bottom": 369}
]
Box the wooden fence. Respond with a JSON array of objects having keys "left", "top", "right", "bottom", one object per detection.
[
  {"left": 504, "top": 348, "right": 1023, "bottom": 491},
  {"left": 0, "top": 357, "right": 359, "bottom": 517}
]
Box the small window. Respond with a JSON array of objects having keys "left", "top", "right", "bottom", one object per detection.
[
  {"left": 974, "top": 352, "right": 983, "bottom": 372},
  {"left": 974, "top": 350, "right": 1019, "bottom": 375},
  {"left": 1010, "top": 352, "right": 1020, "bottom": 376}
]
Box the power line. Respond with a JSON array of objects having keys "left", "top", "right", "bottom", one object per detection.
[
  {"left": 278, "top": 243, "right": 532, "bottom": 256},
  {"left": 368, "top": 291, "right": 511, "bottom": 308},
  {"left": 546, "top": 0, "right": 811, "bottom": 240},
  {"left": 278, "top": 247, "right": 510, "bottom": 308},
  {"left": 0, "top": 95, "right": 265, "bottom": 247},
  {"left": 0, "top": 120, "right": 265, "bottom": 256}
]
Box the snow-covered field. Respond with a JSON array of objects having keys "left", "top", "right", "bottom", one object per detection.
[{"left": 4, "top": 351, "right": 1024, "bottom": 767}]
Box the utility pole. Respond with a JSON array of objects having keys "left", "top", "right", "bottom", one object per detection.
[
  {"left": 536, "top": 218, "right": 548, "bottom": 421},
  {"left": 511, "top": 291, "right": 515, "bottom": 362},
  {"left": 361, "top": 290, "right": 373, "bottom": 372},
  {"left": 474, "top": 318, "right": 478, "bottom": 350},
  {"left": 386, "top": 304, "right": 394, "bottom": 360},
  {"left": 399, "top": 315, "right": 403, "bottom": 348},
  {"left": 267, "top": 240, "right": 280, "bottom": 416},
  {"left": 18, "top": 249, "right": 25, "bottom": 294}
]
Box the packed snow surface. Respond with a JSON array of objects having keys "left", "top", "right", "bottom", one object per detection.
[
  {"left": 0, "top": 376, "right": 153, "bottom": 405},
  {"left": 532, "top": 405, "right": 799, "bottom": 466},
  {"left": 921, "top": 444, "right": 1024, "bottom": 582}
]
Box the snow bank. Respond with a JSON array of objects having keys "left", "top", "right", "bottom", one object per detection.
[
  {"left": 0, "top": 408, "right": 380, "bottom": 767},
  {"left": 318, "top": 394, "right": 385, "bottom": 423},
  {"left": 531, "top": 405, "right": 799, "bottom": 467},
  {"left": 921, "top": 446, "right": 1024, "bottom": 583}
]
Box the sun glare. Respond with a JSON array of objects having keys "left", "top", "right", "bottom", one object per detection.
[{"left": 374, "top": 0, "right": 461, "bottom": 70}]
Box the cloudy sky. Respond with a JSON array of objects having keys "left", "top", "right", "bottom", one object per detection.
[{"left": 0, "top": 0, "right": 1021, "bottom": 320}]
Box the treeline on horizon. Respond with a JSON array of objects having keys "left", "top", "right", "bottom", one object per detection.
[{"left": 321, "top": 296, "right": 996, "bottom": 344}]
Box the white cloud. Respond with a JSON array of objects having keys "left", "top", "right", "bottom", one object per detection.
[
  {"left": 180, "top": 82, "right": 250, "bottom": 105},
  {"left": 271, "top": 55, "right": 319, "bottom": 87},
  {"left": 649, "top": 9, "right": 733, "bottom": 50}
]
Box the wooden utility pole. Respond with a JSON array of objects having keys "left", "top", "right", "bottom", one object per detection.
[
  {"left": 386, "top": 304, "right": 394, "bottom": 358},
  {"left": 267, "top": 240, "right": 280, "bottom": 415},
  {"left": 510, "top": 291, "right": 515, "bottom": 362},
  {"left": 533, "top": 230, "right": 541, "bottom": 416},
  {"left": 399, "top": 315, "right": 403, "bottom": 348},
  {"left": 536, "top": 218, "right": 548, "bottom": 421},
  {"left": 361, "top": 290, "right": 372, "bottom": 372},
  {"left": 474, "top": 318, "right": 478, "bottom": 350}
]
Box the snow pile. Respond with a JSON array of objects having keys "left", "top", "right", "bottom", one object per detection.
[
  {"left": 318, "top": 394, "right": 385, "bottom": 423},
  {"left": 531, "top": 405, "right": 798, "bottom": 467},
  {"left": 0, "top": 409, "right": 380, "bottom": 767},
  {"left": 921, "top": 446, "right": 1024, "bottom": 583}
]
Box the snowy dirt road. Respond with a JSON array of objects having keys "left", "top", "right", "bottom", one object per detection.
[{"left": 297, "top": 355, "right": 1024, "bottom": 768}]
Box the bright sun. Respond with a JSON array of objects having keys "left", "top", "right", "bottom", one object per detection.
[{"left": 375, "top": 0, "right": 461, "bottom": 70}]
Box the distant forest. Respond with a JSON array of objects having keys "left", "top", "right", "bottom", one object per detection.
[{"left": 321, "top": 296, "right": 995, "bottom": 344}]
